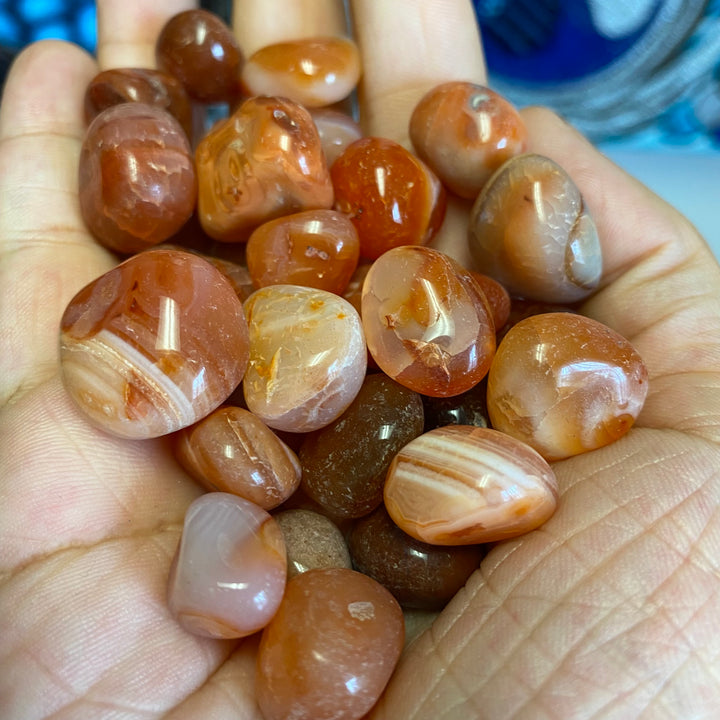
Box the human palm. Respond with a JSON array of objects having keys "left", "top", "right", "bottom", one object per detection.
[{"left": 1, "top": 0, "right": 719, "bottom": 718}]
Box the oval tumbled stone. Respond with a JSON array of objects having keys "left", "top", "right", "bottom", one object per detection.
[{"left": 384, "top": 425, "right": 558, "bottom": 545}]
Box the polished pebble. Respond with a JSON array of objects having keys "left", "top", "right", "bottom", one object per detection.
[
  {"left": 310, "top": 108, "right": 363, "bottom": 167},
  {"left": 243, "top": 285, "right": 367, "bottom": 432},
  {"left": 471, "top": 271, "right": 511, "bottom": 331},
  {"left": 384, "top": 425, "right": 558, "bottom": 545},
  {"left": 421, "top": 378, "right": 489, "bottom": 432},
  {"left": 241, "top": 36, "right": 361, "bottom": 108},
  {"left": 487, "top": 312, "right": 649, "bottom": 460},
  {"left": 299, "top": 372, "right": 425, "bottom": 518},
  {"left": 273, "top": 508, "right": 352, "bottom": 578},
  {"left": 168, "top": 493, "right": 286, "bottom": 639},
  {"left": 361, "top": 246, "right": 496, "bottom": 397},
  {"left": 60, "top": 249, "right": 249, "bottom": 439},
  {"left": 410, "top": 81, "right": 527, "bottom": 199},
  {"left": 174, "top": 406, "right": 301, "bottom": 509},
  {"left": 469, "top": 153, "right": 602, "bottom": 303},
  {"left": 256, "top": 568, "right": 404, "bottom": 720},
  {"left": 348, "top": 505, "right": 483, "bottom": 610},
  {"left": 246, "top": 209, "right": 359, "bottom": 294},
  {"left": 196, "top": 96, "right": 333, "bottom": 242},
  {"left": 78, "top": 103, "right": 196, "bottom": 254}
]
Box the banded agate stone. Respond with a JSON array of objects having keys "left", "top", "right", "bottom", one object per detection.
[
  {"left": 468, "top": 153, "right": 602, "bottom": 303},
  {"left": 361, "top": 246, "right": 496, "bottom": 397},
  {"left": 256, "top": 568, "right": 404, "bottom": 720},
  {"left": 59, "top": 249, "right": 249, "bottom": 439},
  {"left": 384, "top": 425, "right": 558, "bottom": 545},
  {"left": 487, "top": 312, "right": 649, "bottom": 460},
  {"left": 243, "top": 285, "right": 366, "bottom": 432},
  {"left": 168, "top": 493, "right": 286, "bottom": 639}
]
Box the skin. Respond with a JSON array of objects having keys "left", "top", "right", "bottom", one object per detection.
[{"left": 1, "top": 0, "right": 719, "bottom": 717}]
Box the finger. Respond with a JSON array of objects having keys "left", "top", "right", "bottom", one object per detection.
[{"left": 96, "top": 0, "right": 197, "bottom": 70}]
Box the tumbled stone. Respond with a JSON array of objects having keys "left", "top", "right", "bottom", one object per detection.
[
  {"left": 471, "top": 271, "right": 511, "bottom": 331},
  {"left": 310, "top": 108, "right": 363, "bottom": 167},
  {"left": 256, "top": 568, "right": 404, "bottom": 720},
  {"left": 60, "top": 249, "right": 249, "bottom": 439},
  {"left": 421, "top": 378, "right": 489, "bottom": 432},
  {"left": 487, "top": 312, "right": 649, "bottom": 460},
  {"left": 384, "top": 425, "right": 558, "bottom": 545}
]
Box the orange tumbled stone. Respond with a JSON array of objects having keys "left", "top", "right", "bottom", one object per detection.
[
  {"left": 384, "top": 425, "right": 558, "bottom": 545},
  {"left": 310, "top": 108, "right": 363, "bottom": 167},
  {"left": 256, "top": 567, "right": 404, "bottom": 720},
  {"left": 246, "top": 209, "right": 359, "bottom": 294},
  {"left": 410, "top": 81, "right": 527, "bottom": 199},
  {"left": 361, "top": 246, "right": 495, "bottom": 397},
  {"left": 241, "top": 36, "right": 361, "bottom": 108},
  {"left": 331, "top": 137, "right": 446, "bottom": 260},
  {"left": 196, "top": 96, "right": 334, "bottom": 242},
  {"left": 487, "top": 312, "right": 649, "bottom": 460},
  {"left": 470, "top": 271, "right": 511, "bottom": 330}
]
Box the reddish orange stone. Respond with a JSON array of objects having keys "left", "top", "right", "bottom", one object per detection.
[
  {"left": 331, "top": 137, "right": 446, "bottom": 260},
  {"left": 310, "top": 108, "right": 363, "bottom": 167},
  {"left": 470, "top": 271, "right": 511, "bottom": 330}
]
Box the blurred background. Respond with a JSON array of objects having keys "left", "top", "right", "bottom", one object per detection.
[{"left": 0, "top": 0, "right": 717, "bottom": 256}]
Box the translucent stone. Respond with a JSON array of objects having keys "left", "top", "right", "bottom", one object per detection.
[
  {"left": 384, "top": 425, "right": 559, "bottom": 545},
  {"left": 487, "top": 312, "right": 649, "bottom": 460},
  {"left": 273, "top": 508, "right": 352, "bottom": 578},
  {"left": 241, "top": 37, "right": 361, "bottom": 108},
  {"left": 245, "top": 209, "right": 359, "bottom": 294},
  {"left": 168, "top": 493, "right": 286, "bottom": 639},
  {"left": 470, "top": 271, "right": 511, "bottom": 331},
  {"left": 174, "top": 406, "right": 301, "bottom": 509},
  {"left": 78, "top": 103, "right": 196, "bottom": 254},
  {"left": 468, "top": 153, "right": 603, "bottom": 303},
  {"left": 310, "top": 108, "right": 363, "bottom": 167},
  {"left": 299, "top": 373, "right": 425, "bottom": 518},
  {"left": 331, "top": 137, "right": 446, "bottom": 260},
  {"left": 348, "top": 505, "right": 483, "bottom": 609},
  {"left": 256, "top": 568, "right": 404, "bottom": 720},
  {"left": 59, "top": 249, "right": 249, "bottom": 439},
  {"left": 243, "top": 285, "right": 367, "bottom": 432},
  {"left": 196, "top": 96, "right": 333, "bottom": 242},
  {"left": 361, "top": 246, "right": 496, "bottom": 397},
  {"left": 409, "top": 81, "right": 527, "bottom": 199}
]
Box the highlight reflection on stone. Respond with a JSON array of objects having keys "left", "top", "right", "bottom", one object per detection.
[
  {"left": 384, "top": 425, "right": 558, "bottom": 545},
  {"left": 168, "top": 493, "right": 287, "bottom": 639},
  {"left": 60, "top": 249, "right": 249, "bottom": 439}
]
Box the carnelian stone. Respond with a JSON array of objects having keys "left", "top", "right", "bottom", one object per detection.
[
  {"left": 361, "top": 246, "right": 495, "bottom": 397},
  {"left": 78, "top": 103, "right": 196, "bottom": 254},
  {"left": 410, "top": 81, "right": 527, "bottom": 199},
  {"left": 331, "top": 137, "right": 446, "bottom": 260},
  {"left": 59, "top": 249, "right": 249, "bottom": 439},
  {"left": 256, "top": 568, "right": 404, "bottom": 720},
  {"left": 470, "top": 271, "right": 511, "bottom": 330},
  {"left": 84, "top": 67, "right": 192, "bottom": 139},
  {"left": 156, "top": 9, "right": 242, "bottom": 103},
  {"left": 245, "top": 209, "right": 359, "bottom": 294},
  {"left": 487, "top": 312, "right": 648, "bottom": 460},
  {"left": 310, "top": 108, "right": 363, "bottom": 167},
  {"left": 241, "top": 36, "right": 361, "bottom": 108},
  {"left": 469, "top": 153, "right": 602, "bottom": 303},
  {"left": 196, "top": 96, "right": 333, "bottom": 242}
]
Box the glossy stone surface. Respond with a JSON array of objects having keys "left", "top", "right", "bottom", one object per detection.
[
  {"left": 273, "top": 508, "right": 352, "bottom": 578},
  {"left": 469, "top": 153, "right": 602, "bottom": 303},
  {"left": 78, "top": 103, "right": 196, "bottom": 254},
  {"left": 256, "top": 568, "right": 404, "bottom": 720},
  {"left": 60, "top": 249, "right": 249, "bottom": 439},
  {"left": 299, "top": 373, "right": 425, "bottom": 518},
  {"left": 241, "top": 36, "right": 361, "bottom": 108},
  {"left": 348, "top": 505, "right": 483, "bottom": 609},
  {"left": 243, "top": 285, "right": 366, "bottom": 432},
  {"left": 246, "top": 209, "right": 359, "bottom": 294},
  {"left": 168, "top": 493, "right": 286, "bottom": 639},
  {"left": 421, "top": 378, "right": 489, "bottom": 432},
  {"left": 471, "top": 271, "right": 511, "bottom": 331},
  {"left": 410, "top": 81, "right": 527, "bottom": 199},
  {"left": 310, "top": 108, "right": 363, "bottom": 167},
  {"left": 84, "top": 67, "right": 192, "bottom": 139},
  {"left": 361, "top": 246, "right": 496, "bottom": 397},
  {"left": 196, "top": 96, "right": 334, "bottom": 242},
  {"left": 384, "top": 425, "right": 559, "bottom": 545},
  {"left": 331, "top": 137, "right": 446, "bottom": 260},
  {"left": 174, "top": 406, "right": 301, "bottom": 509},
  {"left": 487, "top": 312, "right": 649, "bottom": 460},
  {"left": 156, "top": 9, "right": 242, "bottom": 102}
]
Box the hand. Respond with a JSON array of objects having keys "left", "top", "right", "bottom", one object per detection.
[{"left": 1, "top": 1, "right": 719, "bottom": 718}]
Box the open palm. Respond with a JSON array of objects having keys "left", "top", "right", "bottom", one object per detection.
[{"left": 2, "top": 1, "right": 719, "bottom": 718}]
